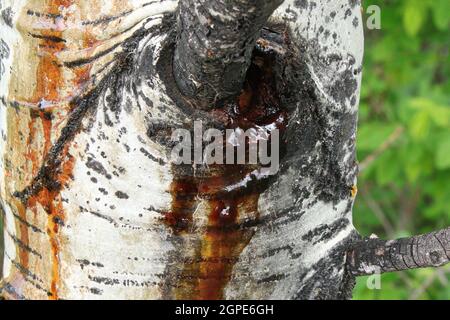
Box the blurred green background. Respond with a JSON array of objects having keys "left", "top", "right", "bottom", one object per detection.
[
  {"left": 0, "top": 0, "right": 448, "bottom": 300},
  {"left": 353, "top": 0, "right": 449, "bottom": 300}
]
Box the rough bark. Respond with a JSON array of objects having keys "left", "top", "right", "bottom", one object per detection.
[
  {"left": 347, "top": 228, "right": 450, "bottom": 276},
  {"left": 173, "top": 0, "right": 283, "bottom": 109}
]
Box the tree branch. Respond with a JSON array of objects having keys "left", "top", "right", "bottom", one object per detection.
[
  {"left": 347, "top": 227, "right": 450, "bottom": 276},
  {"left": 173, "top": 0, "right": 283, "bottom": 109}
]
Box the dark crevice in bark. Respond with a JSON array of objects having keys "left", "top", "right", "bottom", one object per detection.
[
  {"left": 347, "top": 227, "right": 450, "bottom": 276},
  {"left": 173, "top": 0, "right": 283, "bottom": 109}
]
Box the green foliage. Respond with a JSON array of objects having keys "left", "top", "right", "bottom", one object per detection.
[{"left": 354, "top": 0, "right": 450, "bottom": 300}]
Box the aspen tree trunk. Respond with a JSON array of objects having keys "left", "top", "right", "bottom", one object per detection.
[{"left": 0, "top": 0, "right": 448, "bottom": 300}]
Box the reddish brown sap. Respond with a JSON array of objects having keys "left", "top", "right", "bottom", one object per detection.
[{"left": 164, "top": 46, "right": 287, "bottom": 300}]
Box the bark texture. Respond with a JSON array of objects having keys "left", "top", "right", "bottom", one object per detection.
[
  {"left": 348, "top": 228, "right": 450, "bottom": 276},
  {"left": 0, "top": 0, "right": 366, "bottom": 300},
  {"left": 173, "top": 0, "right": 283, "bottom": 109}
]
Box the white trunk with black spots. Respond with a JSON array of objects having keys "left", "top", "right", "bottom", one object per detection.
[{"left": 0, "top": 0, "right": 365, "bottom": 300}]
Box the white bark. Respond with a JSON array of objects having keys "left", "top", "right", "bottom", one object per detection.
[{"left": 0, "top": 0, "right": 364, "bottom": 300}]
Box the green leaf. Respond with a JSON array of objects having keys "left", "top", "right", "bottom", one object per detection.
[
  {"left": 405, "top": 160, "right": 422, "bottom": 183},
  {"left": 375, "top": 151, "right": 399, "bottom": 186},
  {"left": 409, "top": 98, "right": 450, "bottom": 128},
  {"left": 431, "top": 0, "right": 450, "bottom": 30},
  {"left": 436, "top": 137, "right": 450, "bottom": 170},
  {"left": 358, "top": 123, "right": 398, "bottom": 151},
  {"left": 404, "top": 144, "right": 428, "bottom": 183},
  {"left": 403, "top": 0, "right": 427, "bottom": 36},
  {"left": 409, "top": 111, "right": 430, "bottom": 140}
]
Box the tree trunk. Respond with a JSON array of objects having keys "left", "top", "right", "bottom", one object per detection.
[{"left": 0, "top": 0, "right": 448, "bottom": 300}]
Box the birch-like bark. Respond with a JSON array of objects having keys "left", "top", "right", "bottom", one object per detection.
[
  {"left": 173, "top": 0, "right": 283, "bottom": 109},
  {"left": 0, "top": 0, "right": 368, "bottom": 300},
  {"left": 347, "top": 228, "right": 450, "bottom": 276}
]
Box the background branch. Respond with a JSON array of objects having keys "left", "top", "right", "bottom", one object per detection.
[
  {"left": 173, "top": 0, "right": 283, "bottom": 109},
  {"left": 359, "top": 126, "right": 404, "bottom": 172},
  {"left": 408, "top": 265, "right": 449, "bottom": 300},
  {"left": 347, "top": 227, "right": 450, "bottom": 276},
  {"left": 361, "top": 185, "right": 396, "bottom": 237}
]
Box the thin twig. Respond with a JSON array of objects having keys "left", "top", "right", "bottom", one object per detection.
[
  {"left": 408, "top": 265, "right": 449, "bottom": 300},
  {"left": 361, "top": 186, "right": 396, "bottom": 237},
  {"left": 359, "top": 126, "right": 404, "bottom": 172}
]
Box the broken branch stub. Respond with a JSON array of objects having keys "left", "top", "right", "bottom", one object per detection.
[
  {"left": 173, "top": 0, "right": 283, "bottom": 109},
  {"left": 347, "top": 227, "right": 450, "bottom": 276}
]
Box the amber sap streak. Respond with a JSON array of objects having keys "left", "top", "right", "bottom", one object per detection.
[
  {"left": 6, "top": 0, "right": 93, "bottom": 298},
  {"left": 198, "top": 195, "right": 259, "bottom": 300},
  {"left": 164, "top": 49, "right": 285, "bottom": 300},
  {"left": 12, "top": 0, "right": 66, "bottom": 278},
  {"left": 25, "top": 0, "right": 75, "bottom": 300},
  {"left": 15, "top": 202, "right": 30, "bottom": 269},
  {"left": 26, "top": 144, "right": 75, "bottom": 300},
  {"left": 166, "top": 175, "right": 260, "bottom": 300}
]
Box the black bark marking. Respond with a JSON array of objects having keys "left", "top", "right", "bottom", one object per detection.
[
  {"left": 77, "top": 259, "right": 105, "bottom": 270},
  {"left": 115, "top": 191, "right": 129, "bottom": 200},
  {"left": 294, "top": 233, "right": 359, "bottom": 300},
  {"left": 64, "top": 42, "right": 122, "bottom": 68},
  {"left": 139, "top": 147, "right": 166, "bottom": 165},
  {"left": 88, "top": 275, "right": 120, "bottom": 286},
  {"left": 8, "top": 206, "right": 45, "bottom": 234},
  {"left": 29, "top": 33, "right": 66, "bottom": 43},
  {"left": 6, "top": 231, "right": 43, "bottom": 259},
  {"left": 86, "top": 158, "right": 112, "bottom": 180},
  {"left": 301, "top": 218, "right": 349, "bottom": 244},
  {"left": 294, "top": 0, "right": 308, "bottom": 9},
  {"left": 80, "top": 207, "right": 117, "bottom": 227},
  {"left": 1, "top": 7, "right": 13, "bottom": 28}
]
